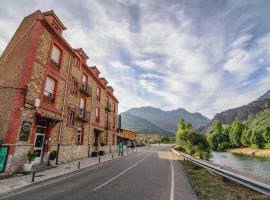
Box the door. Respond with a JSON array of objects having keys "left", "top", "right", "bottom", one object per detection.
[{"left": 32, "top": 120, "right": 47, "bottom": 164}]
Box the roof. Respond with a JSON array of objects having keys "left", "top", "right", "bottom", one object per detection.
[
  {"left": 43, "top": 10, "right": 67, "bottom": 30},
  {"left": 74, "top": 48, "right": 89, "bottom": 59}
]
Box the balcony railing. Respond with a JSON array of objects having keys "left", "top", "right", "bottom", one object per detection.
[
  {"left": 76, "top": 109, "right": 90, "bottom": 122},
  {"left": 105, "top": 104, "right": 112, "bottom": 112},
  {"left": 44, "top": 93, "right": 54, "bottom": 103},
  {"left": 80, "top": 83, "right": 91, "bottom": 97}
]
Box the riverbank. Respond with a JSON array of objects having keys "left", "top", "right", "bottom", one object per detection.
[
  {"left": 227, "top": 148, "right": 270, "bottom": 158},
  {"left": 179, "top": 159, "right": 269, "bottom": 200}
]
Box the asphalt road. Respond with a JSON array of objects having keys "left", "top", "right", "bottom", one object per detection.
[{"left": 1, "top": 146, "right": 197, "bottom": 200}]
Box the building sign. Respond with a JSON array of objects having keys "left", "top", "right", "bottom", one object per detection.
[
  {"left": 0, "top": 146, "right": 9, "bottom": 173},
  {"left": 19, "top": 121, "right": 32, "bottom": 141}
]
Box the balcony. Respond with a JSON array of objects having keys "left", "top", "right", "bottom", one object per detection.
[
  {"left": 76, "top": 109, "right": 90, "bottom": 122},
  {"left": 105, "top": 104, "right": 112, "bottom": 112},
  {"left": 44, "top": 93, "right": 54, "bottom": 103},
  {"left": 105, "top": 121, "right": 111, "bottom": 130},
  {"left": 80, "top": 83, "right": 91, "bottom": 97}
]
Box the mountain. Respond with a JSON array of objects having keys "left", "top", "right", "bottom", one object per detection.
[
  {"left": 121, "top": 106, "right": 210, "bottom": 135},
  {"left": 258, "top": 90, "right": 270, "bottom": 101},
  {"left": 245, "top": 109, "right": 270, "bottom": 133},
  {"left": 120, "top": 112, "right": 173, "bottom": 135},
  {"left": 212, "top": 90, "right": 270, "bottom": 125}
]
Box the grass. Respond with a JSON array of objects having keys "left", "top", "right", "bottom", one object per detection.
[{"left": 179, "top": 159, "right": 270, "bottom": 200}]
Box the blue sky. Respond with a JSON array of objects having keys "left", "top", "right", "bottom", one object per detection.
[{"left": 1, "top": 0, "right": 270, "bottom": 118}]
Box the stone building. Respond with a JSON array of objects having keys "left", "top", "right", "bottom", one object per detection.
[{"left": 0, "top": 10, "right": 118, "bottom": 173}]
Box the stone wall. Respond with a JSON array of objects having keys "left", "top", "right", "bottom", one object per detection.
[{"left": 58, "top": 145, "right": 89, "bottom": 164}]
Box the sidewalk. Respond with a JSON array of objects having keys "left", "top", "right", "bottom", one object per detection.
[{"left": 0, "top": 148, "right": 142, "bottom": 195}]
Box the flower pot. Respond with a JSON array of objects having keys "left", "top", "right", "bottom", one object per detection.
[
  {"left": 23, "top": 163, "right": 33, "bottom": 171},
  {"left": 91, "top": 151, "right": 98, "bottom": 157},
  {"left": 49, "top": 159, "right": 56, "bottom": 166}
]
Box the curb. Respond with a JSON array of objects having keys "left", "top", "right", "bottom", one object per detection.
[{"left": 0, "top": 149, "right": 142, "bottom": 198}]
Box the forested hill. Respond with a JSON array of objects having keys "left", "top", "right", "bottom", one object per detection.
[{"left": 212, "top": 90, "right": 270, "bottom": 125}]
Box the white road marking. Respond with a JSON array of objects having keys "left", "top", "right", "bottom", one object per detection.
[
  {"left": 170, "top": 152, "right": 175, "bottom": 200},
  {"left": 0, "top": 152, "right": 142, "bottom": 199},
  {"left": 93, "top": 153, "right": 153, "bottom": 191}
]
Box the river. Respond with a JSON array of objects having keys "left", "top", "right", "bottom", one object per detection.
[{"left": 211, "top": 151, "right": 270, "bottom": 180}]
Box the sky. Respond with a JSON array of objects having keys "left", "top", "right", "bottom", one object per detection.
[{"left": 1, "top": 0, "right": 270, "bottom": 118}]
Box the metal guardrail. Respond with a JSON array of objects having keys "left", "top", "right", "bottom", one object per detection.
[{"left": 171, "top": 148, "right": 270, "bottom": 197}]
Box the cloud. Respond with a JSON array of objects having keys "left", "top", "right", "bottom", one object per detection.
[
  {"left": 1, "top": 0, "right": 270, "bottom": 118},
  {"left": 134, "top": 59, "right": 156, "bottom": 69}
]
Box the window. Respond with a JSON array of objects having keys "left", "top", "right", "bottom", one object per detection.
[
  {"left": 81, "top": 74, "right": 87, "bottom": 91},
  {"left": 68, "top": 110, "right": 75, "bottom": 126},
  {"left": 52, "top": 22, "right": 60, "bottom": 33},
  {"left": 106, "top": 96, "right": 109, "bottom": 108},
  {"left": 77, "top": 128, "right": 82, "bottom": 145},
  {"left": 95, "top": 107, "right": 100, "bottom": 121},
  {"left": 113, "top": 102, "right": 116, "bottom": 113},
  {"left": 51, "top": 45, "right": 61, "bottom": 66},
  {"left": 105, "top": 113, "right": 108, "bottom": 128},
  {"left": 71, "top": 80, "right": 78, "bottom": 95},
  {"left": 96, "top": 87, "right": 100, "bottom": 101},
  {"left": 75, "top": 58, "right": 80, "bottom": 68},
  {"left": 113, "top": 116, "right": 116, "bottom": 129},
  {"left": 79, "top": 98, "right": 85, "bottom": 117},
  {"left": 44, "top": 77, "right": 56, "bottom": 102}
]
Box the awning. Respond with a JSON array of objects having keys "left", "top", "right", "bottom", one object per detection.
[{"left": 35, "top": 111, "right": 62, "bottom": 123}]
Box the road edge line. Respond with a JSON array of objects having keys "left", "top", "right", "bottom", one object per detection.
[{"left": 170, "top": 152, "right": 175, "bottom": 200}]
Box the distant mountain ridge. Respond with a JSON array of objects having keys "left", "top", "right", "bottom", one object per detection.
[
  {"left": 121, "top": 106, "right": 209, "bottom": 135},
  {"left": 120, "top": 112, "right": 173, "bottom": 135},
  {"left": 211, "top": 90, "right": 270, "bottom": 125}
]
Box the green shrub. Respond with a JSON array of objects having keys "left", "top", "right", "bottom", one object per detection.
[
  {"left": 27, "top": 151, "right": 36, "bottom": 163},
  {"left": 49, "top": 150, "right": 58, "bottom": 160},
  {"left": 217, "top": 142, "right": 230, "bottom": 151},
  {"left": 264, "top": 143, "right": 270, "bottom": 149}
]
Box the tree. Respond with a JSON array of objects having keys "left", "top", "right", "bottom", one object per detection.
[
  {"left": 178, "top": 118, "right": 186, "bottom": 130},
  {"left": 263, "top": 127, "right": 270, "bottom": 143},
  {"left": 229, "top": 121, "right": 244, "bottom": 147},
  {"left": 207, "top": 121, "right": 230, "bottom": 151},
  {"left": 176, "top": 118, "right": 211, "bottom": 160},
  {"left": 186, "top": 122, "right": 193, "bottom": 130},
  {"left": 241, "top": 129, "right": 251, "bottom": 147},
  {"left": 160, "top": 135, "right": 170, "bottom": 143},
  {"left": 250, "top": 130, "right": 264, "bottom": 149}
]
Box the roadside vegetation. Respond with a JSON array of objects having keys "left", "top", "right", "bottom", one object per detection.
[
  {"left": 151, "top": 135, "right": 175, "bottom": 144},
  {"left": 179, "top": 159, "right": 269, "bottom": 200},
  {"left": 206, "top": 110, "right": 270, "bottom": 152},
  {"left": 175, "top": 118, "right": 211, "bottom": 160}
]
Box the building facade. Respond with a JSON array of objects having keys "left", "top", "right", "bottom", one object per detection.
[
  {"left": 117, "top": 129, "right": 137, "bottom": 145},
  {"left": 0, "top": 10, "right": 118, "bottom": 173}
]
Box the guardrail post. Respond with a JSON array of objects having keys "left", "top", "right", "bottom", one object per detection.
[{"left": 32, "top": 171, "right": 36, "bottom": 182}]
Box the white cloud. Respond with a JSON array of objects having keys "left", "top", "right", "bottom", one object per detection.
[
  {"left": 139, "top": 73, "right": 162, "bottom": 79},
  {"left": 1, "top": 0, "right": 270, "bottom": 119},
  {"left": 134, "top": 59, "right": 156, "bottom": 69}
]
